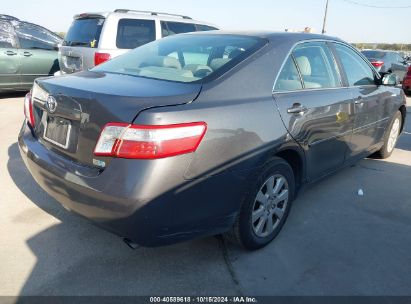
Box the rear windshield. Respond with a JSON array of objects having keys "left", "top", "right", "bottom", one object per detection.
[
  {"left": 63, "top": 17, "right": 105, "bottom": 48},
  {"left": 362, "top": 50, "right": 386, "bottom": 59},
  {"left": 92, "top": 34, "right": 265, "bottom": 83}
]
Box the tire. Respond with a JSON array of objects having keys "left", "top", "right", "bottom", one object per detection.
[
  {"left": 226, "top": 158, "right": 295, "bottom": 250},
  {"left": 376, "top": 111, "right": 402, "bottom": 159}
]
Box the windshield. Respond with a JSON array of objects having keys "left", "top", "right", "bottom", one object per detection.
[
  {"left": 63, "top": 17, "right": 105, "bottom": 47},
  {"left": 92, "top": 34, "right": 266, "bottom": 83},
  {"left": 362, "top": 50, "right": 386, "bottom": 59}
]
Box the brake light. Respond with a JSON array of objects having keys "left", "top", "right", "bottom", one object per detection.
[
  {"left": 371, "top": 61, "right": 384, "bottom": 68},
  {"left": 94, "top": 122, "right": 207, "bottom": 159},
  {"left": 24, "top": 91, "right": 35, "bottom": 127},
  {"left": 94, "top": 52, "right": 111, "bottom": 66}
]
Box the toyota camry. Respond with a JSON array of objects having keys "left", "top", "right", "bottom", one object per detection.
[{"left": 18, "top": 32, "right": 407, "bottom": 250}]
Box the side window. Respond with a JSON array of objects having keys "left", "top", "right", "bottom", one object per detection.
[
  {"left": 274, "top": 56, "right": 303, "bottom": 91},
  {"left": 0, "top": 22, "right": 15, "bottom": 48},
  {"left": 395, "top": 53, "right": 404, "bottom": 63},
  {"left": 293, "top": 42, "right": 341, "bottom": 89},
  {"left": 116, "top": 19, "right": 155, "bottom": 49},
  {"left": 196, "top": 24, "right": 218, "bottom": 31},
  {"left": 161, "top": 21, "right": 196, "bottom": 37},
  {"left": 15, "top": 22, "right": 60, "bottom": 50},
  {"left": 334, "top": 43, "right": 375, "bottom": 86}
]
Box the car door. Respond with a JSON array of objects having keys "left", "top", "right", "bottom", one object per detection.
[
  {"left": 0, "top": 21, "right": 21, "bottom": 90},
  {"left": 13, "top": 22, "right": 61, "bottom": 89},
  {"left": 273, "top": 41, "right": 354, "bottom": 182},
  {"left": 332, "top": 43, "right": 390, "bottom": 158}
]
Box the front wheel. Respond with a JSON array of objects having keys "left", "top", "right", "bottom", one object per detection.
[
  {"left": 376, "top": 111, "right": 402, "bottom": 159},
  {"left": 226, "top": 158, "right": 295, "bottom": 250}
]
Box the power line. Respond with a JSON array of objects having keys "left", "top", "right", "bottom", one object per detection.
[{"left": 342, "top": 0, "right": 411, "bottom": 9}]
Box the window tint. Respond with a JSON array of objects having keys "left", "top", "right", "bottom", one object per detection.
[
  {"left": 15, "top": 22, "right": 61, "bottom": 50},
  {"left": 196, "top": 24, "right": 218, "bottom": 31},
  {"left": 161, "top": 21, "right": 197, "bottom": 37},
  {"left": 64, "top": 18, "right": 104, "bottom": 47},
  {"left": 394, "top": 53, "right": 404, "bottom": 63},
  {"left": 292, "top": 42, "right": 341, "bottom": 89},
  {"left": 116, "top": 19, "right": 156, "bottom": 49},
  {"left": 362, "top": 50, "right": 386, "bottom": 60},
  {"left": 274, "top": 56, "right": 303, "bottom": 91},
  {"left": 334, "top": 43, "right": 375, "bottom": 86},
  {"left": 93, "top": 34, "right": 265, "bottom": 83},
  {"left": 0, "top": 22, "right": 15, "bottom": 48}
]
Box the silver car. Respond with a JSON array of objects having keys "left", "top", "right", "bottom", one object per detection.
[{"left": 58, "top": 9, "right": 218, "bottom": 74}]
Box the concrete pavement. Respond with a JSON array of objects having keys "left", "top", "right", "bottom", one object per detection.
[{"left": 0, "top": 94, "right": 410, "bottom": 296}]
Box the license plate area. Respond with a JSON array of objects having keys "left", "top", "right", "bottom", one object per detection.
[
  {"left": 64, "top": 55, "right": 82, "bottom": 71},
  {"left": 43, "top": 116, "right": 71, "bottom": 149}
]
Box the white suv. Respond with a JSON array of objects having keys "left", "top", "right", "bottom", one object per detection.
[{"left": 58, "top": 9, "right": 218, "bottom": 74}]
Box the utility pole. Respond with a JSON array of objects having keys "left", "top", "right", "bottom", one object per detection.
[{"left": 322, "top": 0, "right": 329, "bottom": 34}]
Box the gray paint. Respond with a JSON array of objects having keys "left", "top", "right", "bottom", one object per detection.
[{"left": 18, "top": 32, "right": 407, "bottom": 246}]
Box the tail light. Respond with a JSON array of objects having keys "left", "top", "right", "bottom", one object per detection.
[
  {"left": 94, "top": 52, "right": 111, "bottom": 66},
  {"left": 94, "top": 122, "right": 207, "bottom": 159},
  {"left": 24, "top": 91, "right": 35, "bottom": 128},
  {"left": 371, "top": 61, "right": 384, "bottom": 68},
  {"left": 406, "top": 66, "right": 411, "bottom": 77}
]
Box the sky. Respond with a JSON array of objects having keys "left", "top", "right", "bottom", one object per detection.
[{"left": 2, "top": 0, "right": 411, "bottom": 43}]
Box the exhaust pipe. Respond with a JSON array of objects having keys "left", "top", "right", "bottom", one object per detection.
[{"left": 123, "top": 238, "right": 140, "bottom": 250}]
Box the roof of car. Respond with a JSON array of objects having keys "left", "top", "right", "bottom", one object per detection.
[
  {"left": 182, "top": 30, "right": 345, "bottom": 43},
  {"left": 73, "top": 10, "right": 216, "bottom": 26}
]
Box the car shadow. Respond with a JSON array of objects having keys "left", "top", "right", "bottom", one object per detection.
[{"left": 7, "top": 143, "right": 240, "bottom": 296}]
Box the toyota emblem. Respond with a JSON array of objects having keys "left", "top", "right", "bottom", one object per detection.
[{"left": 46, "top": 96, "right": 57, "bottom": 113}]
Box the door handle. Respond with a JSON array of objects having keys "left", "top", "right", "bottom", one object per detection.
[
  {"left": 23, "top": 51, "right": 33, "bottom": 57},
  {"left": 287, "top": 103, "right": 308, "bottom": 114},
  {"left": 354, "top": 97, "right": 363, "bottom": 105},
  {"left": 5, "top": 50, "right": 17, "bottom": 56}
]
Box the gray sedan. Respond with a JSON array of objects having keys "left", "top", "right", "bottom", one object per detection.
[{"left": 18, "top": 31, "right": 407, "bottom": 250}]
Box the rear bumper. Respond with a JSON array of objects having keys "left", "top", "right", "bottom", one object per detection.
[{"left": 18, "top": 122, "right": 243, "bottom": 246}]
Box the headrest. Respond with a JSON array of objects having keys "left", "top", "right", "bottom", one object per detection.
[
  {"left": 295, "top": 56, "right": 311, "bottom": 76},
  {"left": 140, "top": 56, "right": 182, "bottom": 69},
  {"left": 210, "top": 58, "right": 230, "bottom": 71}
]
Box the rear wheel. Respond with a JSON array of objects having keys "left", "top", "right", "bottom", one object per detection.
[
  {"left": 227, "top": 158, "right": 295, "bottom": 250},
  {"left": 376, "top": 111, "right": 402, "bottom": 159}
]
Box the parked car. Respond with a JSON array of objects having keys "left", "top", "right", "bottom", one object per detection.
[
  {"left": 403, "top": 65, "right": 411, "bottom": 95},
  {"left": 58, "top": 9, "right": 218, "bottom": 74},
  {"left": 362, "top": 49, "right": 408, "bottom": 83},
  {"left": 0, "top": 15, "right": 62, "bottom": 93},
  {"left": 19, "top": 32, "right": 407, "bottom": 250}
]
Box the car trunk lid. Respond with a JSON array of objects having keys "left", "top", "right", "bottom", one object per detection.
[{"left": 32, "top": 71, "right": 202, "bottom": 167}]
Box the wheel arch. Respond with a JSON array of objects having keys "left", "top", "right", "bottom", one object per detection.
[
  {"left": 273, "top": 145, "right": 306, "bottom": 191},
  {"left": 399, "top": 105, "right": 407, "bottom": 133}
]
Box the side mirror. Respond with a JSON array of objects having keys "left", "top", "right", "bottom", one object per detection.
[{"left": 381, "top": 73, "right": 397, "bottom": 86}]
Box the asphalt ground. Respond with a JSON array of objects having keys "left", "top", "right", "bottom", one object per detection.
[{"left": 1, "top": 93, "right": 410, "bottom": 296}]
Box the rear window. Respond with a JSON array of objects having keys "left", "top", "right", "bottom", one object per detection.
[
  {"left": 0, "top": 21, "right": 15, "bottom": 48},
  {"left": 92, "top": 34, "right": 266, "bottom": 83},
  {"left": 196, "top": 24, "right": 218, "bottom": 31},
  {"left": 361, "top": 50, "right": 386, "bottom": 59},
  {"left": 161, "top": 21, "right": 197, "bottom": 37},
  {"left": 63, "top": 17, "right": 105, "bottom": 48},
  {"left": 116, "top": 19, "right": 156, "bottom": 49},
  {"left": 15, "top": 22, "right": 62, "bottom": 50}
]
